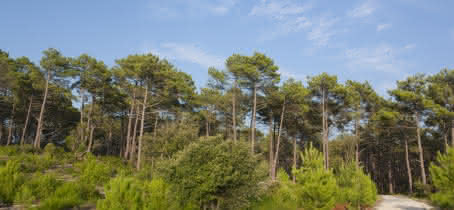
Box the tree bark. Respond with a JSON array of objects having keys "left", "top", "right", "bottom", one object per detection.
[
  {"left": 20, "top": 96, "right": 33, "bottom": 146},
  {"left": 137, "top": 85, "right": 148, "bottom": 170},
  {"left": 34, "top": 71, "right": 50, "bottom": 149},
  {"left": 79, "top": 88, "right": 85, "bottom": 148},
  {"left": 124, "top": 88, "right": 136, "bottom": 159},
  {"left": 0, "top": 123, "right": 3, "bottom": 144},
  {"left": 206, "top": 119, "right": 209, "bottom": 137},
  {"left": 130, "top": 103, "right": 140, "bottom": 163},
  {"left": 153, "top": 114, "right": 158, "bottom": 139},
  {"left": 388, "top": 161, "right": 394, "bottom": 194},
  {"left": 452, "top": 120, "right": 454, "bottom": 146},
  {"left": 87, "top": 126, "right": 95, "bottom": 153},
  {"left": 268, "top": 114, "right": 273, "bottom": 178},
  {"left": 355, "top": 117, "right": 360, "bottom": 167},
  {"left": 232, "top": 80, "right": 237, "bottom": 143},
  {"left": 415, "top": 114, "right": 427, "bottom": 185},
  {"left": 293, "top": 136, "right": 297, "bottom": 184},
  {"left": 404, "top": 138, "right": 413, "bottom": 194},
  {"left": 85, "top": 96, "right": 95, "bottom": 146},
  {"left": 7, "top": 102, "right": 16, "bottom": 145},
  {"left": 444, "top": 132, "right": 449, "bottom": 152},
  {"left": 272, "top": 98, "right": 286, "bottom": 180},
  {"left": 251, "top": 85, "right": 257, "bottom": 153}
]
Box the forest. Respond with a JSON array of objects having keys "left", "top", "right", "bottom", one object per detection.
[{"left": 0, "top": 48, "right": 453, "bottom": 209}]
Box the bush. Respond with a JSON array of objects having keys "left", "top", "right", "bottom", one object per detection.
[
  {"left": 336, "top": 163, "right": 377, "bottom": 209},
  {"left": 163, "top": 136, "right": 262, "bottom": 209},
  {"left": 97, "top": 176, "right": 171, "bottom": 210},
  {"left": 16, "top": 173, "right": 61, "bottom": 202},
  {"left": 250, "top": 170, "right": 298, "bottom": 210},
  {"left": 38, "top": 183, "right": 86, "bottom": 210},
  {"left": 0, "top": 160, "right": 25, "bottom": 204},
  {"left": 293, "top": 143, "right": 339, "bottom": 210},
  {"left": 429, "top": 147, "right": 454, "bottom": 209},
  {"left": 76, "top": 154, "right": 115, "bottom": 186}
]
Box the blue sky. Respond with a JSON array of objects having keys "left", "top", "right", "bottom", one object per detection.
[{"left": 1, "top": 0, "right": 454, "bottom": 95}]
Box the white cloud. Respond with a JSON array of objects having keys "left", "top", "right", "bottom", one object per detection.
[
  {"left": 344, "top": 44, "right": 409, "bottom": 73},
  {"left": 249, "top": 0, "right": 311, "bottom": 19},
  {"left": 349, "top": 0, "right": 376, "bottom": 18},
  {"left": 151, "top": 43, "right": 224, "bottom": 68},
  {"left": 250, "top": 0, "right": 338, "bottom": 46},
  {"left": 280, "top": 68, "right": 306, "bottom": 81},
  {"left": 307, "top": 17, "right": 339, "bottom": 46},
  {"left": 376, "top": 23, "right": 391, "bottom": 31},
  {"left": 208, "top": 0, "right": 236, "bottom": 15},
  {"left": 404, "top": 44, "right": 416, "bottom": 49},
  {"left": 149, "top": 0, "right": 236, "bottom": 18}
]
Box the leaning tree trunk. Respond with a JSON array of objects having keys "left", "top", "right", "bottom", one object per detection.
[
  {"left": 232, "top": 81, "right": 237, "bottom": 143},
  {"left": 404, "top": 138, "right": 413, "bottom": 194},
  {"left": 85, "top": 96, "right": 95, "bottom": 145},
  {"left": 124, "top": 88, "right": 136, "bottom": 159},
  {"left": 415, "top": 114, "right": 427, "bottom": 185},
  {"left": 129, "top": 103, "right": 140, "bottom": 164},
  {"left": 272, "top": 98, "right": 286, "bottom": 181},
  {"left": 251, "top": 85, "right": 257, "bottom": 153},
  {"left": 137, "top": 85, "right": 148, "bottom": 170},
  {"left": 20, "top": 96, "right": 33, "bottom": 146},
  {"left": 321, "top": 88, "right": 327, "bottom": 169},
  {"left": 7, "top": 102, "right": 16, "bottom": 145},
  {"left": 269, "top": 113, "right": 273, "bottom": 178},
  {"left": 34, "top": 71, "right": 50, "bottom": 149}
]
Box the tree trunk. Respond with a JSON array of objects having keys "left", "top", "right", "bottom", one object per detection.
[
  {"left": 452, "top": 120, "right": 454, "bottom": 146},
  {"left": 251, "top": 85, "right": 257, "bottom": 153},
  {"left": 272, "top": 98, "right": 286, "bottom": 180},
  {"left": 206, "top": 119, "right": 209, "bottom": 137},
  {"left": 293, "top": 136, "right": 297, "bottom": 184},
  {"left": 137, "top": 85, "right": 148, "bottom": 170},
  {"left": 444, "top": 132, "right": 449, "bottom": 152},
  {"left": 34, "top": 71, "right": 50, "bottom": 149},
  {"left": 232, "top": 80, "right": 237, "bottom": 142},
  {"left": 404, "top": 138, "right": 413, "bottom": 194},
  {"left": 269, "top": 114, "right": 273, "bottom": 178},
  {"left": 87, "top": 126, "right": 95, "bottom": 152},
  {"left": 355, "top": 117, "right": 360, "bottom": 167},
  {"left": 0, "top": 123, "right": 3, "bottom": 144},
  {"left": 21, "top": 96, "right": 33, "bottom": 146},
  {"left": 85, "top": 96, "right": 95, "bottom": 145},
  {"left": 7, "top": 102, "right": 16, "bottom": 145},
  {"left": 130, "top": 103, "right": 140, "bottom": 163},
  {"left": 153, "top": 114, "right": 158, "bottom": 139},
  {"left": 79, "top": 88, "right": 85, "bottom": 148},
  {"left": 388, "top": 161, "right": 394, "bottom": 194},
  {"left": 415, "top": 115, "right": 427, "bottom": 185},
  {"left": 124, "top": 88, "right": 136, "bottom": 159}
]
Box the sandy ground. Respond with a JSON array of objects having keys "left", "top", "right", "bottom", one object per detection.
[{"left": 375, "top": 195, "right": 435, "bottom": 210}]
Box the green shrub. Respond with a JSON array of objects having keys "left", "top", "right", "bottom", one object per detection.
[
  {"left": 429, "top": 147, "right": 454, "bottom": 209},
  {"left": 250, "top": 170, "right": 298, "bottom": 210},
  {"left": 19, "top": 173, "right": 61, "bottom": 201},
  {"left": 10, "top": 153, "right": 55, "bottom": 173},
  {"left": 414, "top": 181, "right": 433, "bottom": 198},
  {"left": 336, "top": 163, "right": 377, "bottom": 209},
  {"left": 38, "top": 183, "right": 85, "bottom": 210},
  {"left": 0, "top": 160, "right": 25, "bottom": 204},
  {"left": 97, "top": 176, "right": 171, "bottom": 210},
  {"left": 164, "top": 136, "right": 262, "bottom": 209},
  {"left": 293, "top": 143, "right": 339, "bottom": 210},
  {"left": 76, "top": 154, "right": 115, "bottom": 186},
  {"left": 0, "top": 145, "right": 22, "bottom": 156}
]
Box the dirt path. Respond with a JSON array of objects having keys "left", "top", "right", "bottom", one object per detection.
[{"left": 375, "top": 195, "right": 435, "bottom": 210}]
